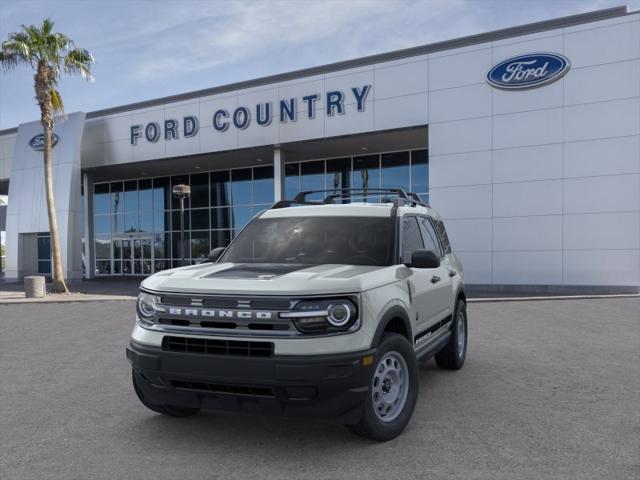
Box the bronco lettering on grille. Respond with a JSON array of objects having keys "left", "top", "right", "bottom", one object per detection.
[{"left": 156, "top": 306, "right": 273, "bottom": 320}]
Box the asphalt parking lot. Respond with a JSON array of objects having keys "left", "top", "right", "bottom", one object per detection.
[{"left": 1, "top": 297, "right": 638, "bottom": 480}]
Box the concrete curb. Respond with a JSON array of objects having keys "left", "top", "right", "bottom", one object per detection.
[
  {"left": 0, "top": 295, "right": 136, "bottom": 304},
  {"left": 467, "top": 293, "right": 640, "bottom": 303}
]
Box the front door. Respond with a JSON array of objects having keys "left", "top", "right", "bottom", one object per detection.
[
  {"left": 114, "top": 236, "right": 153, "bottom": 275},
  {"left": 133, "top": 238, "right": 153, "bottom": 275},
  {"left": 401, "top": 216, "right": 451, "bottom": 335}
]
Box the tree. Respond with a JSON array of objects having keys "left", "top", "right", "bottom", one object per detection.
[{"left": 0, "top": 19, "right": 94, "bottom": 292}]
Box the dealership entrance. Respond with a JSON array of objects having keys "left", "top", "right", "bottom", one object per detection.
[{"left": 113, "top": 235, "right": 154, "bottom": 276}]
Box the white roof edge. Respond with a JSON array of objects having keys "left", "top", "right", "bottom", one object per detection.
[{"left": 261, "top": 204, "right": 394, "bottom": 218}]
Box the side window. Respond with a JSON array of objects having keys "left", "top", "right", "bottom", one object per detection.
[
  {"left": 418, "top": 217, "right": 442, "bottom": 257},
  {"left": 402, "top": 217, "right": 424, "bottom": 264},
  {"left": 433, "top": 219, "right": 452, "bottom": 254}
]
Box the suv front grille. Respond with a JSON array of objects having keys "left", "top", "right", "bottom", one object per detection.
[
  {"left": 162, "top": 336, "right": 274, "bottom": 357},
  {"left": 144, "top": 292, "right": 359, "bottom": 338},
  {"left": 171, "top": 380, "right": 275, "bottom": 397},
  {"left": 157, "top": 318, "right": 291, "bottom": 332},
  {"left": 152, "top": 294, "right": 296, "bottom": 336}
]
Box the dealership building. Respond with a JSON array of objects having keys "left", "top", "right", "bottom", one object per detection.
[{"left": 0, "top": 6, "right": 638, "bottom": 292}]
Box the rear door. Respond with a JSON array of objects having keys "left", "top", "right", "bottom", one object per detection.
[{"left": 417, "top": 216, "right": 453, "bottom": 326}]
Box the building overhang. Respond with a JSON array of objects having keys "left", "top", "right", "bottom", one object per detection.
[{"left": 85, "top": 126, "right": 427, "bottom": 183}]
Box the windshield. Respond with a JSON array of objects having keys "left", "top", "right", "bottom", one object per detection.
[{"left": 220, "top": 216, "right": 395, "bottom": 266}]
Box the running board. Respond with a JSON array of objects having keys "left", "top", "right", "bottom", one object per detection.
[{"left": 415, "top": 330, "right": 451, "bottom": 361}]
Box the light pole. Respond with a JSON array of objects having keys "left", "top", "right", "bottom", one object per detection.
[{"left": 172, "top": 184, "right": 191, "bottom": 267}]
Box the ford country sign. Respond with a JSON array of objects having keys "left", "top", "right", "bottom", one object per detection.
[
  {"left": 29, "top": 133, "right": 59, "bottom": 151},
  {"left": 130, "top": 84, "right": 371, "bottom": 145},
  {"left": 487, "top": 53, "right": 570, "bottom": 90}
]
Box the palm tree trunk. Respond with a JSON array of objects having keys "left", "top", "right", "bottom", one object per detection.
[
  {"left": 43, "top": 123, "right": 69, "bottom": 293},
  {"left": 35, "top": 62, "right": 69, "bottom": 294}
]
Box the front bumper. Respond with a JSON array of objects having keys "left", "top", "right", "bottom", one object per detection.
[{"left": 126, "top": 340, "right": 375, "bottom": 423}]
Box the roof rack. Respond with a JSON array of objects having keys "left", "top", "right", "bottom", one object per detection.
[
  {"left": 271, "top": 199, "right": 325, "bottom": 209},
  {"left": 271, "top": 189, "right": 429, "bottom": 209}
]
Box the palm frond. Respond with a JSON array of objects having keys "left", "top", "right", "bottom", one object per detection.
[
  {"left": 21, "top": 24, "right": 43, "bottom": 55},
  {"left": 2, "top": 18, "right": 95, "bottom": 117},
  {"left": 41, "top": 18, "right": 54, "bottom": 35},
  {"left": 50, "top": 88, "right": 64, "bottom": 114},
  {"left": 0, "top": 50, "right": 19, "bottom": 70},
  {"left": 3, "top": 40, "right": 28, "bottom": 57},
  {"left": 2, "top": 36, "right": 33, "bottom": 62},
  {"left": 64, "top": 47, "right": 94, "bottom": 81}
]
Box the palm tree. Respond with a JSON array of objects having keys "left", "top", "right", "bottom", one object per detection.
[{"left": 0, "top": 19, "right": 94, "bottom": 293}]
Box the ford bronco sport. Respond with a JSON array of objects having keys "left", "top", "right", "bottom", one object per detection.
[{"left": 127, "top": 189, "right": 467, "bottom": 441}]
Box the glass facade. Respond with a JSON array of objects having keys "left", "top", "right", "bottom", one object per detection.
[
  {"left": 93, "top": 166, "right": 274, "bottom": 275},
  {"left": 92, "top": 148, "right": 428, "bottom": 275},
  {"left": 285, "top": 149, "right": 428, "bottom": 203}
]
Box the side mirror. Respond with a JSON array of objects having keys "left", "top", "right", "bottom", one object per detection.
[
  {"left": 406, "top": 249, "right": 440, "bottom": 269},
  {"left": 207, "top": 247, "right": 226, "bottom": 263}
]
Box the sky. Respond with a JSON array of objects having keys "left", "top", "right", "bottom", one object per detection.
[{"left": 0, "top": 0, "right": 637, "bottom": 130}]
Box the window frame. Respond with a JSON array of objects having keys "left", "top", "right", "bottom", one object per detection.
[
  {"left": 417, "top": 215, "right": 443, "bottom": 258},
  {"left": 432, "top": 218, "right": 452, "bottom": 255},
  {"left": 399, "top": 215, "right": 426, "bottom": 265},
  {"left": 397, "top": 213, "right": 449, "bottom": 265}
]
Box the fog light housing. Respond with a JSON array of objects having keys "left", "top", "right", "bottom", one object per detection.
[{"left": 293, "top": 316, "right": 331, "bottom": 333}]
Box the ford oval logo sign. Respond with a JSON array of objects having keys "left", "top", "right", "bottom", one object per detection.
[
  {"left": 29, "top": 133, "right": 59, "bottom": 151},
  {"left": 487, "top": 53, "right": 570, "bottom": 90}
]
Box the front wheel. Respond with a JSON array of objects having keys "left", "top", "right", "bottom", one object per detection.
[
  {"left": 347, "top": 333, "right": 418, "bottom": 441},
  {"left": 435, "top": 299, "right": 467, "bottom": 370}
]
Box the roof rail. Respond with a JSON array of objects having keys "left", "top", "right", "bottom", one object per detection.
[
  {"left": 271, "top": 189, "right": 429, "bottom": 209},
  {"left": 271, "top": 199, "right": 324, "bottom": 209},
  {"left": 407, "top": 192, "right": 428, "bottom": 207}
]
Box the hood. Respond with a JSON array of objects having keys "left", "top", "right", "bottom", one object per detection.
[{"left": 141, "top": 262, "right": 398, "bottom": 296}]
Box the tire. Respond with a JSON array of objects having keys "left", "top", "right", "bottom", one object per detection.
[
  {"left": 435, "top": 299, "right": 467, "bottom": 370},
  {"left": 347, "top": 333, "right": 418, "bottom": 441},
  {"left": 132, "top": 370, "right": 200, "bottom": 418}
]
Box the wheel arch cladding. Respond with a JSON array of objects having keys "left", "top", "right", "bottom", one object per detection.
[
  {"left": 457, "top": 288, "right": 466, "bottom": 305},
  {"left": 371, "top": 306, "right": 412, "bottom": 347}
]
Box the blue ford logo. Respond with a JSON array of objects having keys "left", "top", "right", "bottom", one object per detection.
[
  {"left": 487, "top": 53, "right": 570, "bottom": 90},
  {"left": 29, "top": 133, "right": 59, "bottom": 151}
]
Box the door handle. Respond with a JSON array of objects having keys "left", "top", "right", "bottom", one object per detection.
[
  {"left": 430, "top": 275, "right": 441, "bottom": 284},
  {"left": 448, "top": 270, "right": 457, "bottom": 277}
]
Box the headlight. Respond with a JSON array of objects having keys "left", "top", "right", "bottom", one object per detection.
[
  {"left": 137, "top": 292, "right": 159, "bottom": 323},
  {"left": 281, "top": 298, "right": 358, "bottom": 334},
  {"left": 327, "top": 303, "right": 353, "bottom": 327}
]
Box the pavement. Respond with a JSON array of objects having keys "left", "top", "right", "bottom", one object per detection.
[{"left": 1, "top": 297, "right": 638, "bottom": 479}]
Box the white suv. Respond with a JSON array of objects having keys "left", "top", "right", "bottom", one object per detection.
[{"left": 127, "top": 189, "right": 467, "bottom": 441}]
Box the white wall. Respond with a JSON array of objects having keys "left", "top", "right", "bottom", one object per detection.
[
  {"left": 4, "top": 113, "right": 85, "bottom": 280},
  {"left": 428, "top": 13, "right": 640, "bottom": 287},
  {"left": 0, "top": 133, "right": 15, "bottom": 181}
]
